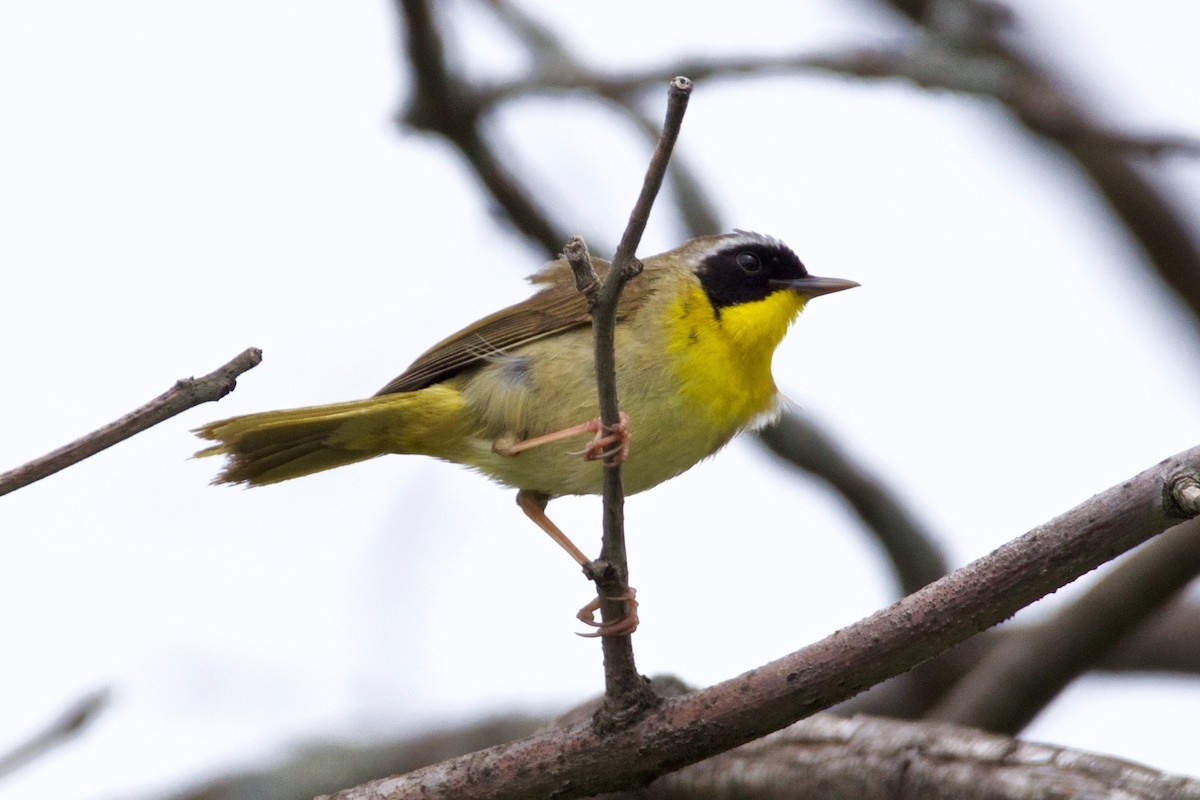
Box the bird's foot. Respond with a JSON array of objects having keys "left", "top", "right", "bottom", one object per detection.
[
  {"left": 493, "top": 412, "right": 630, "bottom": 466},
  {"left": 575, "top": 587, "right": 639, "bottom": 638},
  {"left": 571, "top": 412, "right": 631, "bottom": 467}
]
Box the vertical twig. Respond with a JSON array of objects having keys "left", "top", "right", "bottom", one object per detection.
[{"left": 571, "top": 76, "right": 693, "bottom": 718}]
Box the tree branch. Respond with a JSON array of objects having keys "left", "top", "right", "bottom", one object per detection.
[
  {"left": 475, "top": 4, "right": 1200, "bottom": 335},
  {"left": 648, "top": 712, "right": 1200, "bottom": 800},
  {"left": 162, "top": 707, "right": 1200, "bottom": 800},
  {"left": 480, "top": 0, "right": 725, "bottom": 243},
  {"left": 865, "top": 0, "right": 1200, "bottom": 335},
  {"left": 1102, "top": 600, "right": 1200, "bottom": 674},
  {"left": 572, "top": 76, "right": 692, "bottom": 716},
  {"left": 0, "top": 348, "right": 262, "bottom": 497},
  {"left": 320, "top": 444, "right": 1200, "bottom": 799},
  {"left": 393, "top": 0, "right": 569, "bottom": 254},
  {"left": 0, "top": 688, "right": 109, "bottom": 780},
  {"left": 926, "top": 516, "right": 1200, "bottom": 733},
  {"left": 835, "top": 596, "right": 1200, "bottom": 720}
]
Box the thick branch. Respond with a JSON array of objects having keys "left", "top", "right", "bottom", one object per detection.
[
  {"left": 649, "top": 713, "right": 1200, "bottom": 800},
  {"left": 926, "top": 516, "right": 1200, "bottom": 733},
  {"left": 758, "top": 409, "right": 952, "bottom": 708},
  {"left": 164, "top": 709, "right": 1200, "bottom": 800},
  {"left": 836, "top": 597, "right": 1200, "bottom": 720},
  {"left": 0, "top": 348, "right": 262, "bottom": 497},
  {"left": 321, "top": 444, "right": 1200, "bottom": 799}
]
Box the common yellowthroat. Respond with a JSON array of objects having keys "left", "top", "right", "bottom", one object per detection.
[{"left": 195, "top": 231, "right": 857, "bottom": 633}]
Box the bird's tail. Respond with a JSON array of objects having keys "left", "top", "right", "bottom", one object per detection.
[{"left": 193, "top": 386, "right": 470, "bottom": 485}]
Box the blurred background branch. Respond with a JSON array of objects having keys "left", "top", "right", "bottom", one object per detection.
[{"left": 0, "top": 689, "right": 108, "bottom": 782}]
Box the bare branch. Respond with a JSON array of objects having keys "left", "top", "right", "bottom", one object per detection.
[
  {"left": 1103, "top": 600, "right": 1200, "bottom": 674},
  {"left": 393, "top": 0, "right": 568, "bottom": 254},
  {"left": 0, "top": 688, "right": 109, "bottom": 780},
  {"left": 476, "top": 52, "right": 868, "bottom": 106},
  {"left": 863, "top": 0, "right": 1200, "bottom": 335},
  {"left": 0, "top": 348, "right": 262, "bottom": 497},
  {"left": 583, "top": 76, "right": 693, "bottom": 716},
  {"left": 475, "top": 3, "right": 1200, "bottom": 334},
  {"left": 480, "top": 0, "right": 724, "bottom": 241},
  {"left": 320, "top": 444, "right": 1200, "bottom": 800},
  {"left": 926, "top": 516, "right": 1200, "bottom": 733},
  {"left": 164, "top": 708, "right": 1200, "bottom": 800},
  {"left": 475, "top": 35, "right": 1200, "bottom": 162},
  {"left": 836, "top": 597, "right": 1200, "bottom": 720},
  {"left": 650, "top": 713, "right": 1200, "bottom": 800},
  {"left": 162, "top": 715, "right": 545, "bottom": 800}
]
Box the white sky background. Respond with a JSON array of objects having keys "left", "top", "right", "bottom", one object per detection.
[{"left": 3, "top": 1, "right": 1200, "bottom": 798}]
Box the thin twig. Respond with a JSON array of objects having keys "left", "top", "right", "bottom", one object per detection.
[
  {"left": 320, "top": 443, "right": 1200, "bottom": 800},
  {"left": 0, "top": 688, "right": 109, "bottom": 779},
  {"left": 583, "top": 76, "right": 693, "bottom": 718},
  {"left": 0, "top": 348, "right": 262, "bottom": 497},
  {"left": 926, "top": 516, "right": 1200, "bottom": 733},
  {"left": 480, "top": 0, "right": 724, "bottom": 242}
]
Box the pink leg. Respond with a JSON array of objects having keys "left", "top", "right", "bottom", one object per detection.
[
  {"left": 515, "top": 489, "right": 640, "bottom": 637},
  {"left": 516, "top": 489, "right": 590, "bottom": 566},
  {"left": 494, "top": 413, "right": 631, "bottom": 467}
]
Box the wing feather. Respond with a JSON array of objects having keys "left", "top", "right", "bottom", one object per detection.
[{"left": 376, "top": 257, "right": 639, "bottom": 395}]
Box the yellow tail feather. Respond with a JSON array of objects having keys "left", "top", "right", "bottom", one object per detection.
[{"left": 193, "top": 387, "right": 471, "bottom": 485}]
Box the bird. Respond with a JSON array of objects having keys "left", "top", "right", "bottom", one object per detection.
[{"left": 194, "top": 230, "right": 858, "bottom": 635}]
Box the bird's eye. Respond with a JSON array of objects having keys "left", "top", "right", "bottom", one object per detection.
[{"left": 736, "top": 251, "right": 762, "bottom": 273}]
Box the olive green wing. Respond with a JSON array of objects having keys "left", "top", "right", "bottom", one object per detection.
[{"left": 376, "top": 258, "right": 632, "bottom": 395}]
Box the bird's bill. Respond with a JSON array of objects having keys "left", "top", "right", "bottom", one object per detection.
[{"left": 770, "top": 275, "right": 860, "bottom": 298}]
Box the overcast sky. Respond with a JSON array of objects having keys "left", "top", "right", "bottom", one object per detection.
[{"left": 3, "top": 2, "right": 1200, "bottom": 798}]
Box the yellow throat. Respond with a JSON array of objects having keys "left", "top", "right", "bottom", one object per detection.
[{"left": 666, "top": 282, "right": 807, "bottom": 433}]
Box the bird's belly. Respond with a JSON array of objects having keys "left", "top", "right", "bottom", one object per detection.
[
  {"left": 443, "top": 307, "right": 783, "bottom": 497},
  {"left": 453, "top": 384, "right": 778, "bottom": 498}
]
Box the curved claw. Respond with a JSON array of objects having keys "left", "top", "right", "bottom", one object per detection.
[
  {"left": 575, "top": 412, "right": 631, "bottom": 467},
  {"left": 574, "top": 588, "right": 639, "bottom": 638}
]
